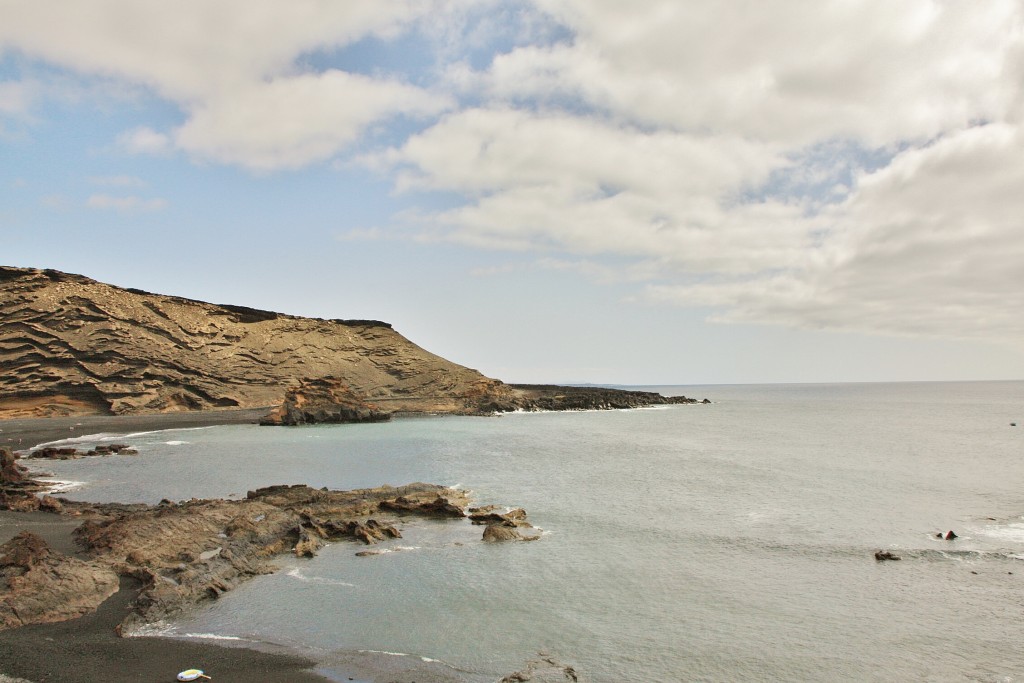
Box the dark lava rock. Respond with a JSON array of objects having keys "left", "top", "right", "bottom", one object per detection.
[
  {"left": 259, "top": 377, "right": 391, "bottom": 425},
  {"left": 501, "top": 654, "right": 581, "bottom": 682}
]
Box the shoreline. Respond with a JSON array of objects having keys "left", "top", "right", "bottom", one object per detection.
[
  {"left": 0, "top": 408, "right": 271, "bottom": 452},
  {"left": 0, "top": 575, "right": 336, "bottom": 683},
  {"left": 0, "top": 410, "right": 488, "bottom": 683}
]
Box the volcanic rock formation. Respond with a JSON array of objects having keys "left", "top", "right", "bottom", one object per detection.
[
  {"left": 0, "top": 266, "right": 515, "bottom": 418},
  {"left": 0, "top": 481, "right": 527, "bottom": 633},
  {"left": 0, "top": 266, "right": 707, "bottom": 420}
]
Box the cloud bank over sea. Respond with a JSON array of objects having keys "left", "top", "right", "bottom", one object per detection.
[{"left": 3, "top": 1, "right": 1022, "bottom": 382}]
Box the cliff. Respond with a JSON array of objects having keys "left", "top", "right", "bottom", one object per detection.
[
  {"left": 0, "top": 266, "right": 703, "bottom": 420},
  {"left": 0, "top": 266, "right": 513, "bottom": 418}
]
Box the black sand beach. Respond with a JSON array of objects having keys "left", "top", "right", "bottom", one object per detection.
[
  {"left": 0, "top": 410, "right": 349, "bottom": 683},
  {"left": 0, "top": 575, "right": 333, "bottom": 683},
  {"left": 0, "top": 408, "right": 270, "bottom": 453}
]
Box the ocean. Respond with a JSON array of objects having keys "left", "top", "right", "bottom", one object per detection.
[{"left": 30, "top": 381, "right": 1024, "bottom": 682}]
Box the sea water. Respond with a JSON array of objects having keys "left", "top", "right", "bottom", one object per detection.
[{"left": 30, "top": 381, "right": 1024, "bottom": 681}]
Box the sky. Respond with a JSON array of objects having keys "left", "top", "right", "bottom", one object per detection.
[{"left": 2, "top": 1, "right": 1023, "bottom": 386}]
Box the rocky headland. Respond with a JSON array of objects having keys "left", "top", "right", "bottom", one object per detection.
[
  {"left": 1, "top": 446, "right": 535, "bottom": 634},
  {"left": 0, "top": 265, "right": 686, "bottom": 680},
  {"left": 1, "top": 266, "right": 706, "bottom": 423}
]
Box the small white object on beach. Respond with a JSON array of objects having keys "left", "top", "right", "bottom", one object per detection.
[{"left": 176, "top": 669, "right": 211, "bottom": 681}]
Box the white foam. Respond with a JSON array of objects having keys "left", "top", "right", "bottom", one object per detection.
[
  {"left": 979, "top": 523, "right": 1024, "bottom": 544},
  {"left": 164, "top": 440, "right": 189, "bottom": 446},
  {"left": 356, "top": 650, "right": 445, "bottom": 665},
  {"left": 31, "top": 432, "right": 125, "bottom": 450},
  {"left": 124, "top": 426, "right": 214, "bottom": 438},
  {"left": 35, "top": 478, "right": 85, "bottom": 494},
  {"left": 125, "top": 621, "right": 174, "bottom": 637},
  {"left": 284, "top": 567, "right": 355, "bottom": 587},
  {"left": 180, "top": 632, "right": 245, "bottom": 641}
]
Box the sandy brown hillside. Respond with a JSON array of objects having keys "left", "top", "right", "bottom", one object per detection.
[{"left": 0, "top": 266, "right": 514, "bottom": 418}]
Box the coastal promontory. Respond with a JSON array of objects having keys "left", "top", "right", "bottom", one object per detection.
[{"left": 0, "top": 266, "right": 703, "bottom": 420}]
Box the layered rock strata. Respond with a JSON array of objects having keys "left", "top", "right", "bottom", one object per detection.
[
  {"left": 0, "top": 266, "right": 514, "bottom": 418},
  {"left": 0, "top": 266, "right": 708, "bottom": 421}
]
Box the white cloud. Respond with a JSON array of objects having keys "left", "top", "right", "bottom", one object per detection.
[
  {"left": 0, "top": 0, "right": 473, "bottom": 169},
  {"left": 117, "top": 127, "right": 172, "bottom": 155},
  {"left": 376, "top": 1, "right": 1024, "bottom": 344},
  {"left": 644, "top": 123, "right": 1024, "bottom": 341},
  {"left": 376, "top": 107, "right": 809, "bottom": 270},
  {"left": 0, "top": 1, "right": 442, "bottom": 99},
  {"left": 496, "top": 0, "right": 1019, "bottom": 145},
  {"left": 86, "top": 194, "right": 167, "bottom": 212},
  {"left": 175, "top": 71, "right": 449, "bottom": 169},
  {"left": 0, "top": 80, "right": 36, "bottom": 116},
  {"left": 4, "top": 0, "right": 1023, "bottom": 346}
]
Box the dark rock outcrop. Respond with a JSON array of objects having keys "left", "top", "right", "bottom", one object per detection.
[
  {"left": 259, "top": 378, "right": 391, "bottom": 425},
  {"left": 379, "top": 494, "right": 467, "bottom": 518},
  {"left": 501, "top": 654, "right": 581, "bottom": 682},
  {"left": 485, "top": 384, "right": 708, "bottom": 412},
  {"left": 0, "top": 447, "right": 49, "bottom": 511},
  {"left": 469, "top": 507, "right": 529, "bottom": 525},
  {"left": 29, "top": 444, "right": 138, "bottom": 460},
  {"left": 1, "top": 446, "right": 27, "bottom": 484},
  {"left": 874, "top": 550, "right": 901, "bottom": 561},
  {"left": 0, "top": 531, "right": 119, "bottom": 629},
  {"left": 1, "top": 481, "right": 528, "bottom": 633},
  {"left": 482, "top": 520, "right": 540, "bottom": 543}
]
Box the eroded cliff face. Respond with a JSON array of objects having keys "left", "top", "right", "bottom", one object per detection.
[{"left": 0, "top": 266, "right": 512, "bottom": 418}]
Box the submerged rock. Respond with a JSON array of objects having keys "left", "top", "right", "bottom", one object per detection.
[
  {"left": 483, "top": 521, "right": 540, "bottom": 543},
  {"left": 874, "top": 550, "right": 901, "bottom": 562},
  {"left": 501, "top": 654, "right": 581, "bottom": 682}
]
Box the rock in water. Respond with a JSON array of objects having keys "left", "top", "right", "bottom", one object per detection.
[
  {"left": 874, "top": 550, "right": 901, "bottom": 561},
  {"left": 501, "top": 654, "right": 581, "bottom": 682},
  {"left": 482, "top": 521, "right": 540, "bottom": 542}
]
